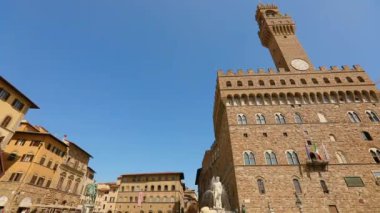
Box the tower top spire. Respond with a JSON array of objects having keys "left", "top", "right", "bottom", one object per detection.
[{"left": 254, "top": 4, "right": 313, "bottom": 72}]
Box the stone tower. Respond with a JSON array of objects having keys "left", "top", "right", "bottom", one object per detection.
[
  {"left": 196, "top": 4, "right": 380, "bottom": 213},
  {"left": 256, "top": 4, "right": 313, "bottom": 71}
]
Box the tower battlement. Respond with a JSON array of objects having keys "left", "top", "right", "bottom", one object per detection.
[{"left": 217, "top": 65, "right": 364, "bottom": 77}]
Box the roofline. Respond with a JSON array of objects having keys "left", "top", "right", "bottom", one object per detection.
[
  {"left": 65, "top": 139, "right": 93, "bottom": 158},
  {"left": 88, "top": 166, "right": 96, "bottom": 173},
  {"left": 15, "top": 131, "right": 68, "bottom": 147},
  {"left": 119, "top": 172, "right": 184, "bottom": 180},
  {"left": 0, "top": 76, "right": 39, "bottom": 109}
]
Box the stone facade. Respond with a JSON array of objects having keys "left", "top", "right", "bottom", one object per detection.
[
  {"left": 94, "top": 183, "right": 118, "bottom": 213},
  {"left": 197, "top": 4, "right": 380, "bottom": 213}
]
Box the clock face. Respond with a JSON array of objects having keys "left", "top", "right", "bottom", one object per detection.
[{"left": 291, "top": 59, "right": 309, "bottom": 71}]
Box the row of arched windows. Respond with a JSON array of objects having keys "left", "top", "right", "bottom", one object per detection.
[
  {"left": 256, "top": 178, "right": 303, "bottom": 195},
  {"left": 226, "top": 76, "right": 366, "bottom": 88},
  {"left": 244, "top": 149, "right": 380, "bottom": 165},
  {"left": 226, "top": 90, "right": 378, "bottom": 106},
  {"left": 347, "top": 110, "right": 380, "bottom": 123},
  {"left": 243, "top": 150, "right": 299, "bottom": 165},
  {"left": 237, "top": 110, "right": 379, "bottom": 125},
  {"left": 126, "top": 185, "right": 176, "bottom": 192},
  {"left": 123, "top": 196, "right": 175, "bottom": 203}
]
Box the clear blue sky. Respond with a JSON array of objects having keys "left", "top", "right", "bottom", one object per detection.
[{"left": 1, "top": 0, "right": 379, "bottom": 189}]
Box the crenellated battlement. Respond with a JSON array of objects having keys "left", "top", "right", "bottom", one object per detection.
[
  {"left": 217, "top": 65, "right": 364, "bottom": 77},
  {"left": 257, "top": 3, "right": 278, "bottom": 10}
]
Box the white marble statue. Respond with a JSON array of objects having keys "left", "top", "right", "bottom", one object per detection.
[{"left": 212, "top": 176, "right": 223, "bottom": 209}]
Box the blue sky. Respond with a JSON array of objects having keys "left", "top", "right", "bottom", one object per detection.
[{"left": 1, "top": 0, "right": 379, "bottom": 189}]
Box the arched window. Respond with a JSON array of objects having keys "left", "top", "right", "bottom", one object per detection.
[
  {"left": 150, "top": 185, "right": 154, "bottom": 191},
  {"left": 311, "top": 78, "right": 318, "bottom": 84},
  {"left": 323, "top": 78, "right": 330, "bottom": 84},
  {"left": 347, "top": 111, "right": 361, "bottom": 123},
  {"left": 255, "top": 113, "right": 266, "bottom": 124},
  {"left": 257, "top": 179, "right": 265, "bottom": 194},
  {"left": 171, "top": 185, "right": 175, "bottom": 191},
  {"left": 265, "top": 151, "right": 278, "bottom": 165},
  {"left": 280, "top": 79, "right": 286, "bottom": 85},
  {"left": 248, "top": 80, "right": 253, "bottom": 86},
  {"left": 294, "top": 113, "right": 303, "bottom": 124},
  {"left": 336, "top": 151, "right": 347, "bottom": 164},
  {"left": 1, "top": 116, "right": 12, "bottom": 128},
  {"left": 286, "top": 151, "right": 299, "bottom": 165},
  {"left": 293, "top": 179, "right": 302, "bottom": 194},
  {"left": 275, "top": 113, "right": 286, "bottom": 124},
  {"left": 357, "top": 76, "right": 365, "bottom": 82},
  {"left": 317, "top": 113, "right": 327, "bottom": 123},
  {"left": 290, "top": 79, "right": 296, "bottom": 85},
  {"left": 361, "top": 131, "right": 373, "bottom": 141},
  {"left": 366, "top": 110, "right": 380, "bottom": 122},
  {"left": 329, "top": 134, "right": 336, "bottom": 142},
  {"left": 226, "top": 81, "right": 232, "bottom": 87},
  {"left": 346, "top": 77, "right": 353, "bottom": 83},
  {"left": 259, "top": 80, "right": 265, "bottom": 86},
  {"left": 320, "top": 180, "right": 329, "bottom": 193},
  {"left": 237, "top": 81, "right": 243, "bottom": 87},
  {"left": 243, "top": 152, "right": 255, "bottom": 165},
  {"left": 237, "top": 114, "right": 247, "bottom": 125},
  {"left": 370, "top": 149, "right": 380, "bottom": 163},
  {"left": 335, "top": 77, "right": 342, "bottom": 83},
  {"left": 269, "top": 80, "right": 275, "bottom": 86},
  {"left": 300, "top": 79, "right": 307, "bottom": 85}
]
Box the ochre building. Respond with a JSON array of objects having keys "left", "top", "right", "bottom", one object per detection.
[
  {"left": 94, "top": 172, "right": 186, "bottom": 213},
  {"left": 0, "top": 120, "right": 93, "bottom": 213},
  {"left": 196, "top": 4, "right": 380, "bottom": 213},
  {"left": 0, "top": 76, "right": 39, "bottom": 175}
]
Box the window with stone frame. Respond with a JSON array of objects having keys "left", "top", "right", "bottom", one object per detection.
[
  {"left": 0, "top": 88, "right": 10, "bottom": 101},
  {"left": 255, "top": 113, "right": 266, "bottom": 124},
  {"left": 286, "top": 151, "right": 300, "bottom": 165},
  {"left": 257, "top": 179, "right": 265, "bottom": 194},
  {"left": 1, "top": 116, "right": 12, "bottom": 128},
  {"left": 243, "top": 151, "right": 255, "bottom": 165},
  {"left": 275, "top": 113, "right": 286, "bottom": 124},
  {"left": 237, "top": 114, "right": 247, "bottom": 125},
  {"left": 265, "top": 151, "right": 278, "bottom": 165},
  {"left": 347, "top": 111, "right": 361, "bottom": 123},
  {"left": 366, "top": 110, "right": 380, "bottom": 122},
  {"left": 293, "top": 179, "right": 302, "bottom": 194},
  {"left": 370, "top": 149, "right": 380, "bottom": 163},
  {"left": 294, "top": 113, "right": 303, "bottom": 124},
  {"left": 362, "top": 131, "right": 373, "bottom": 141}
]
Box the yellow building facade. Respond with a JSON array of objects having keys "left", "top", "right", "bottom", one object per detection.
[
  {"left": 0, "top": 76, "right": 38, "bottom": 175},
  {"left": 0, "top": 121, "right": 93, "bottom": 213}
]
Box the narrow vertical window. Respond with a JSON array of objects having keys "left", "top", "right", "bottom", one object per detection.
[
  {"left": 362, "top": 131, "right": 373, "bottom": 141},
  {"left": 286, "top": 151, "right": 300, "bottom": 165},
  {"left": 293, "top": 179, "right": 302, "bottom": 194},
  {"left": 320, "top": 180, "right": 329, "bottom": 193},
  {"left": 257, "top": 179, "right": 265, "bottom": 194},
  {"left": 370, "top": 150, "right": 380, "bottom": 163},
  {"left": 336, "top": 151, "right": 347, "bottom": 164},
  {"left": 1, "top": 116, "right": 12, "bottom": 128}
]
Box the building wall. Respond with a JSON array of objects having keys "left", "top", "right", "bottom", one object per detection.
[
  {"left": 197, "top": 4, "right": 380, "bottom": 213},
  {"left": 0, "top": 77, "right": 37, "bottom": 148},
  {"left": 0, "top": 122, "right": 93, "bottom": 212}
]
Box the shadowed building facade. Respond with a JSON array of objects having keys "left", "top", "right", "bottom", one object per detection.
[{"left": 196, "top": 4, "right": 380, "bottom": 213}]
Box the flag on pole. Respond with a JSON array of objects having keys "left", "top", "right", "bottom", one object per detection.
[
  {"left": 322, "top": 143, "right": 329, "bottom": 160},
  {"left": 138, "top": 192, "right": 144, "bottom": 206},
  {"left": 305, "top": 144, "right": 310, "bottom": 159}
]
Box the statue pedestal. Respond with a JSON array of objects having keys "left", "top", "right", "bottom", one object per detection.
[
  {"left": 210, "top": 208, "right": 225, "bottom": 213},
  {"left": 83, "top": 204, "right": 95, "bottom": 213}
]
